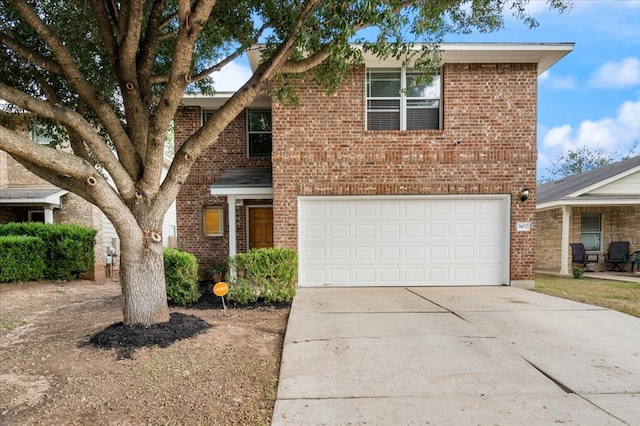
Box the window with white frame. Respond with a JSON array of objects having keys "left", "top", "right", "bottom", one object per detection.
[
  {"left": 247, "top": 109, "right": 272, "bottom": 158},
  {"left": 366, "top": 68, "right": 441, "bottom": 131},
  {"left": 202, "top": 109, "right": 214, "bottom": 126},
  {"left": 581, "top": 213, "right": 602, "bottom": 251},
  {"left": 29, "top": 121, "right": 55, "bottom": 145},
  {"left": 204, "top": 207, "right": 223, "bottom": 236}
]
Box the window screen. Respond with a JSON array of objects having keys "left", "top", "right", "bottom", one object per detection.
[
  {"left": 581, "top": 213, "right": 602, "bottom": 251},
  {"left": 366, "top": 68, "right": 441, "bottom": 131}
]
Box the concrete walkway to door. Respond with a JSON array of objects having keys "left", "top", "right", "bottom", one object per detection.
[{"left": 272, "top": 287, "right": 640, "bottom": 425}]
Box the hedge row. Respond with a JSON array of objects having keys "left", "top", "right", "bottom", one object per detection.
[
  {"left": 0, "top": 236, "right": 46, "bottom": 282},
  {"left": 0, "top": 222, "right": 96, "bottom": 281}
]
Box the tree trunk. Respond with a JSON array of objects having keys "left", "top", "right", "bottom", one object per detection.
[{"left": 119, "top": 232, "right": 169, "bottom": 326}]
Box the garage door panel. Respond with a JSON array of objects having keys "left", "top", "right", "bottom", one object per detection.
[
  {"left": 380, "top": 269, "right": 400, "bottom": 281},
  {"left": 305, "top": 247, "right": 326, "bottom": 262},
  {"left": 355, "top": 246, "right": 375, "bottom": 260},
  {"left": 379, "top": 246, "right": 400, "bottom": 260},
  {"left": 329, "top": 202, "right": 350, "bottom": 216},
  {"left": 305, "top": 224, "right": 325, "bottom": 239},
  {"left": 429, "top": 246, "right": 450, "bottom": 260},
  {"left": 329, "top": 247, "right": 349, "bottom": 261},
  {"left": 355, "top": 224, "right": 375, "bottom": 238},
  {"left": 299, "top": 196, "right": 508, "bottom": 287},
  {"left": 380, "top": 224, "right": 400, "bottom": 238},
  {"left": 454, "top": 246, "right": 475, "bottom": 260},
  {"left": 330, "top": 224, "right": 350, "bottom": 238}
]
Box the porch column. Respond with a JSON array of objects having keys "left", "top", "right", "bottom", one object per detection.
[
  {"left": 44, "top": 208, "right": 54, "bottom": 224},
  {"left": 227, "top": 196, "right": 237, "bottom": 258},
  {"left": 560, "top": 205, "right": 571, "bottom": 275}
]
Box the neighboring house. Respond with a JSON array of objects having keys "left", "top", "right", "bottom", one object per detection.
[
  {"left": 175, "top": 42, "right": 574, "bottom": 288},
  {"left": 536, "top": 156, "right": 640, "bottom": 274},
  {"left": 0, "top": 114, "right": 177, "bottom": 281}
]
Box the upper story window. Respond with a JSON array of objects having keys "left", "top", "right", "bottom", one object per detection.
[
  {"left": 247, "top": 109, "right": 272, "bottom": 158},
  {"left": 29, "top": 121, "right": 55, "bottom": 145},
  {"left": 581, "top": 213, "right": 602, "bottom": 251},
  {"left": 202, "top": 108, "right": 272, "bottom": 158},
  {"left": 202, "top": 109, "right": 214, "bottom": 126},
  {"left": 366, "top": 68, "right": 441, "bottom": 131}
]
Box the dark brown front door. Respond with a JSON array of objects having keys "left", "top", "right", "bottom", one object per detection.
[{"left": 249, "top": 207, "right": 273, "bottom": 249}]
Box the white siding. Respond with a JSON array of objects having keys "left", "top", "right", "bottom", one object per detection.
[{"left": 590, "top": 171, "right": 640, "bottom": 195}]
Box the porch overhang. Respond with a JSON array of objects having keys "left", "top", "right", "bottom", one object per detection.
[
  {"left": 0, "top": 187, "right": 68, "bottom": 207},
  {"left": 209, "top": 168, "right": 273, "bottom": 258},
  {"left": 537, "top": 196, "right": 640, "bottom": 212},
  {"left": 536, "top": 196, "right": 640, "bottom": 275}
]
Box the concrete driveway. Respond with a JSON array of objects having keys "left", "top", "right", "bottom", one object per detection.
[{"left": 272, "top": 287, "right": 640, "bottom": 425}]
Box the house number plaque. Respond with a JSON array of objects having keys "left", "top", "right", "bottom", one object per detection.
[{"left": 516, "top": 222, "right": 531, "bottom": 232}]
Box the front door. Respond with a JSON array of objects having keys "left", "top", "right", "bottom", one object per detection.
[{"left": 249, "top": 207, "right": 273, "bottom": 250}]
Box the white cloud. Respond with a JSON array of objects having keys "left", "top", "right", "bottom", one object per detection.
[
  {"left": 589, "top": 57, "right": 640, "bottom": 88},
  {"left": 210, "top": 61, "right": 252, "bottom": 92},
  {"left": 539, "top": 98, "right": 640, "bottom": 171},
  {"left": 538, "top": 71, "right": 575, "bottom": 89}
]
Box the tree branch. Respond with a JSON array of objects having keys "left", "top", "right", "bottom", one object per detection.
[
  {"left": 143, "top": 0, "right": 217, "bottom": 196},
  {"left": 88, "top": 0, "right": 119, "bottom": 67},
  {"left": 138, "top": 0, "right": 167, "bottom": 97},
  {"left": 10, "top": 0, "right": 140, "bottom": 179},
  {"left": 0, "top": 83, "right": 136, "bottom": 199},
  {"left": 279, "top": 46, "right": 331, "bottom": 74},
  {"left": 0, "top": 31, "right": 62, "bottom": 74}
]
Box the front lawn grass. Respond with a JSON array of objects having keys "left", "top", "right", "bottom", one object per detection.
[{"left": 534, "top": 274, "right": 640, "bottom": 318}]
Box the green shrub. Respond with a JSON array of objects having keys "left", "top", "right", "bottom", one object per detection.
[
  {"left": 227, "top": 248, "right": 298, "bottom": 304},
  {"left": 0, "top": 236, "right": 46, "bottom": 282},
  {"left": 0, "top": 222, "right": 96, "bottom": 280},
  {"left": 164, "top": 248, "right": 200, "bottom": 306},
  {"left": 572, "top": 267, "right": 584, "bottom": 279}
]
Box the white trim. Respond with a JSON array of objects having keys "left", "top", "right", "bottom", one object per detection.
[
  {"left": 228, "top": 197, "right": 237, "bottom": 257},
  {"left": 249, "top": 43, "right": 574, "bottom": 76},
  {"left": 537, "top": 197, "right": 640, "bottom": 211},
  {"left": 0, "top": 189, "right": 68, "bottom": 207},
  {"left": 560, "top": 206, "right": 571, "bottom": 275},
  {"left": 299, "top": 194, "right": 510, "bottom": 202},
  {"left": 210, "top": 187, "right": 273, "bottom": 196},
  {"left": 566, "top": 165, "right": 640, "bottom": 198}
]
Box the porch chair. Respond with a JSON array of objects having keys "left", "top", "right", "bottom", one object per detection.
[
  {"left": 605, "top": 241, "right": 630, "bottom": 272},
  {"left": 625, "top": 251, "right": 640, "bottom": 273},
  {"left": 570, "top": 243, "right": 599, "bottom": 272}
]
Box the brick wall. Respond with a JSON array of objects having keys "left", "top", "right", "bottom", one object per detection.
[
  {"left": 272, "top": 63, "right": 538, "bottom": 282},
  {"left": 54, "top": 193, "right": 105, "bottom": 281},
  {"left": 535, "top": 208, "right": 563, "bottom": 271},
  {"left": 175, "top": 108, "right": 271, "bottom": 276}
]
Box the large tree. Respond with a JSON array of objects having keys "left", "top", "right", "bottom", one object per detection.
[{"left": 0, "top": 0, "right": 571, "bottom": 326}]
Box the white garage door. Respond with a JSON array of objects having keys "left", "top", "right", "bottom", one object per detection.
[{"left": 298, "top": 195, "right": 510, "bottom": 287}]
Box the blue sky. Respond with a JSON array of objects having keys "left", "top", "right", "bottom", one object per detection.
[{"left": 211, "top": 1, "right": 640, "bottom": 179}]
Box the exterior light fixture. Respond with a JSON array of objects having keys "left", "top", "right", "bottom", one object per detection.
[{"left": 520, "top": 188, "right": 530, "bottom": 202}]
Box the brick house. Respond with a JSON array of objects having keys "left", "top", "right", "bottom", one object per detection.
[
  {"left": 176, "top": 42, "right": 573, "bottom": 288},
  {"left": 536, "top": 156, "right": 640, "bottom": 274},
  {"left": 0, "top": 113, "right": 177, "bottom": 281}
]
